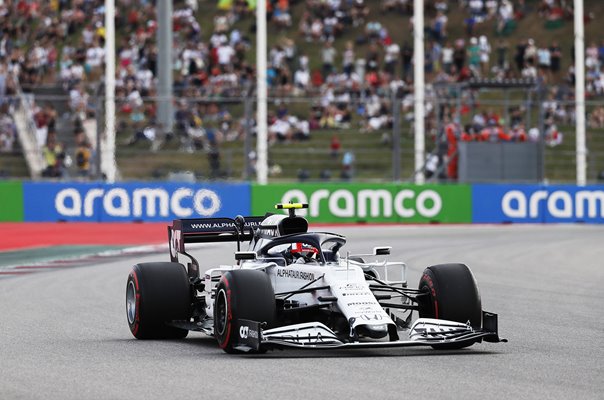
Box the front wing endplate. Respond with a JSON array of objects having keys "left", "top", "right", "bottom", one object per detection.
[{"left": 233, "top": 311, "right": 506, "bottom": 351}]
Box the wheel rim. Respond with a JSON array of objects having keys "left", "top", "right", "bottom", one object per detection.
[
  {"left": 126, "top": 280, "right": 137, "bottom": 324},
  {"left": 215, "top": 289, "right": 228, "bottom": 336}
]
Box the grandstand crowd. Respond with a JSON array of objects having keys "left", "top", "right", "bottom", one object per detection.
[{"left": 0, "top": 0, "right": 601, "bottom": 180}]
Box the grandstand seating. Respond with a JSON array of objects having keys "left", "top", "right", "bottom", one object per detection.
[{"left": 2, "top": 0, "right": 604, "bottom": 182}]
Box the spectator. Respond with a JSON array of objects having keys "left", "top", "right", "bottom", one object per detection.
[
  {"left": 217, "top": 41, "right": 235, "bottom": 71},
  {"left": 268, "top": 114, "right": 292, "bottom": 144},
  {"left": 479, "top": 35, "right": 491, "bottom": 76},
  {"left": 75, "top": 133, "right": 92, "bottom": 177},
  {"left": 521, "top": 61, "right": 537, "bottom": 79},
  {"left": 515, "top": 39, "right": 528, "bottom": 73},
  {"left": 384, "top": 40, "right": 400, "bottom": 76},
  {"left": 321, "top": 41, "right": 337, "bottom": 79},
  {"left": 537, "top": 45, "right": 552, "bottom": 78},
  {"left": 351, "top": 0, "right": 369, "bottom": 28},
  {"left": 342, "top": 41, "right": 355, "bottom": 77},
  {"left": 586, "top": 41, "right": 599, "bottom": 71},
  {"left": 310, "top": 18, "right": 323, "bottom": 42},
  {"left": 545, "top": 121, "right": 563, "bottom": 147},
  {"left": 42, "top": 132, "right": 66, "bottom": 178},
  {"left": 550, "top": 41, "right": 562, "bottom": 77},
  {"left": 441, "top": 41, "right": 454, "bottom": 74},
  {"left": 291, "top": 116, "right": 310, "bottom": 141},
  {"left": 497, "top": 0, "right": 514, "bottom": 34},
  {"left": 85, "top": 38, "right": 104, "bottom": 81},
  {"left": 468, "top": 37, "right": 480, "bottom": 75},
  {"left": 589, "top": 106, "right": 604, "bottom": 128},
  {"left": 272, "top": 1, "right": 292, "bottom": 30},
  {"left": 401, "top": 41, "right": 413, "bottom": 79},
  {"left": 524, "top": 38, "right": 538, "bottom": 67},
  {"left": 69, "top": 84, "right": 89, "bottom": 121},
  {"left": 468, "top": 0, "right": 485, "bottom": 18},
  {"left": 341, "top": 150, "right": 355, "bottom": 180},
  {"left": 485, "top": 0, "right": 498, "bottom": 19},
  {"left": 496, "top": 39, "right": 509, "bottom": 71},
  {"left": 323, "top": 12, "right": 340, "bottom": 42},
  {"left": 431, "top": 11, "right": 447, "bottom": 43},
  {"left": 330, "top": 135, "right": 341, "bottom": 158},
  {"left": 294, "top": 64, "right": 310, "bottom": 93},
  {"left": 33, "top": 104, "right": 57, "bottom": 147}
]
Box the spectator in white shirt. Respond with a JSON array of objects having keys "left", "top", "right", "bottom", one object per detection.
[
  {"left": 217, "top": 43, "right": 235, "bottom": 71},
  {"left": 384, "top": 42, "right": 400, "bottom": 76}
]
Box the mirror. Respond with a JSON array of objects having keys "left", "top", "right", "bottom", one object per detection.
[
  {"left": 373, "top": 246, "right": 391, "bottom": 256},
  {"left": 235, "top": 251, "right": 257, "bottom": 261}
]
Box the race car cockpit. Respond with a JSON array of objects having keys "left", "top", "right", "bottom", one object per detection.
[{"left": 257, "top": 232, "right": 346, "bottom": 266}]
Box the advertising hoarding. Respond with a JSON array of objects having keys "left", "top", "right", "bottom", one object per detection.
[
  {"left": 0, "top": 181, "right": 23, "bottom": 222},
  {"left": 472, "top": 184, "right": 604, "bottom": 223},
  {"left": 252, "top": 183, "right": 472, "bottom": 223},
  {"left": 23, "top": 182, "right": 251, "bottom": 222}
]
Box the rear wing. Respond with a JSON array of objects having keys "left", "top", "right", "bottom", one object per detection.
[{"left": 168, "top": 216, "right": 266, "bottom": 262}]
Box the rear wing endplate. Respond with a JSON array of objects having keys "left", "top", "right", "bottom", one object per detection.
[{"left": 168, "top": 216, "right": 265, "bottom": 262}]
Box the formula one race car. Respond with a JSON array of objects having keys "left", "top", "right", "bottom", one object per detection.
[{"left": 126, "top": 203, "right": 506, "bottom": 352}]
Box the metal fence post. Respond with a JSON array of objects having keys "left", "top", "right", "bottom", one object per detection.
[
  {"left": 243, "top": 91, "right": 253, "bottom": 180},
  {"left": 526, "top": 89, "right": 532, "bottom": 130},
  {"left": 537, "top": 87, "right": 545, "bottom": 182},
  {"left": 95, "top": 86, "right": 104, "bottom": 180},
  {"left": 392, "top": 90, "right": 401, "bottom": 181},
  {"left": 157, "top": 0, "right": 173, "bottom": 138}
]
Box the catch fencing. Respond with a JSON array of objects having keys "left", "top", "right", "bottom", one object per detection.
[{"left": 9, "top": 88, "right": 604, "bottom": 183}]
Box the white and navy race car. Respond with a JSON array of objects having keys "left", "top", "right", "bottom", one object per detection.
[{"left": 126, "top": 203, "right": 506, "bottom": 353}]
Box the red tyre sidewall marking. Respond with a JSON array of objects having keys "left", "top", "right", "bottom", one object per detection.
[
  {"left": 130, "top": 271, "right": 141, "bottom": 336},
  {"left": 219, "top": 278, "right": 232, "bottom": 349},
  {"left": 421, "top": 273, "right": 439, "bottom": 319}
]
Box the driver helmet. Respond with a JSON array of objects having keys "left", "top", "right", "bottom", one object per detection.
[{"left": 290, "top": 242, "right": 319, "bottom": 260}]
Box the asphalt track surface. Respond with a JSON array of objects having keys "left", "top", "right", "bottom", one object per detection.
[{"left": 1, "top": 225, "right": 602, "bottom": 400}]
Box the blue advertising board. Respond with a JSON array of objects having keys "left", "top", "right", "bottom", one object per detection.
[
  {"left": 472, "top": 184, "right": 604, "bottom": 223},
  {"left": 23, "top": 182, "right": 251, "bottom": 222}
]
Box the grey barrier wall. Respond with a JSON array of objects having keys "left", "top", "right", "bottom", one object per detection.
[{"left": 458, "top": 142, "right": 543, "bottom": 183}]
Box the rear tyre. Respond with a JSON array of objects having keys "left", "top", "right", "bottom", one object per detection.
[
  {"left": 214, "top": 269, "right": 276, "bottom": 353},
  {"left": 126, "top": 262, "right": 191, "bottom": 339},
  {"left": 418, "top": 263, "right": 482, "bottom": 349}
]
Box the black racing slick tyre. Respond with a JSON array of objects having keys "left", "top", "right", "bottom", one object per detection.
[
  {"left": 126, "top": 262, "right": 191, "bottom": 339},
  {"left": 418, "top": 263, "right": 482, "bottom": 330},
  {"left": 214, "top": 270, "right": 276, "bottom": 353}
]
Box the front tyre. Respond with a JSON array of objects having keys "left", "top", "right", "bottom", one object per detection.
[
  {"left": 214, "top": 270, "right": 276, "bottom": 353},
  {"left": 126, "top": 262, "right": 191, "bottom": 339},
  {"left": 418, "top": 263, "right": 482, "bottom": 349}
]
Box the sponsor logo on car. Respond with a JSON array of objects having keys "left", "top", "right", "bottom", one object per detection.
[
  {"left": 276, "top": 268, "right": 315, "bottom": 281},
  {"left": 282, "top": 331, "right": 325, "bottom": 344},
  {"left": 169, "top": 228, "right": 182, "bottom": 259},
  {"left": 338, "top": 283, "right": 366, "bottom": 291},
  {"left": 360, "top": 314, "right": 384, "bottom": 321},
  {"left": 239, "top": 325, "right": 258, "bottom": 339},
  {"left": 346, "top": 301, "right": 377, "bottom": 307},
  {"left": 341, "top": 291, "right": 372, "bottom": 297},
  {"left": 189, "top": 220, "right": 262, "bottom": 230}
]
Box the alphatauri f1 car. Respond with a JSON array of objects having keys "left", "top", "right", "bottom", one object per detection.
[{"left": 126, "top": 203, "right": 506, "bottom": 352}]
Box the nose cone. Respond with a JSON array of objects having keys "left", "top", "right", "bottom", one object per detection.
[{"left": 356, "top": 324, "right": 389, "bottom": 339}]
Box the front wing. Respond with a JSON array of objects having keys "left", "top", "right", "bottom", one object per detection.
[{"left": 233, "top": 311, "right": 506, "bottom": 352}]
